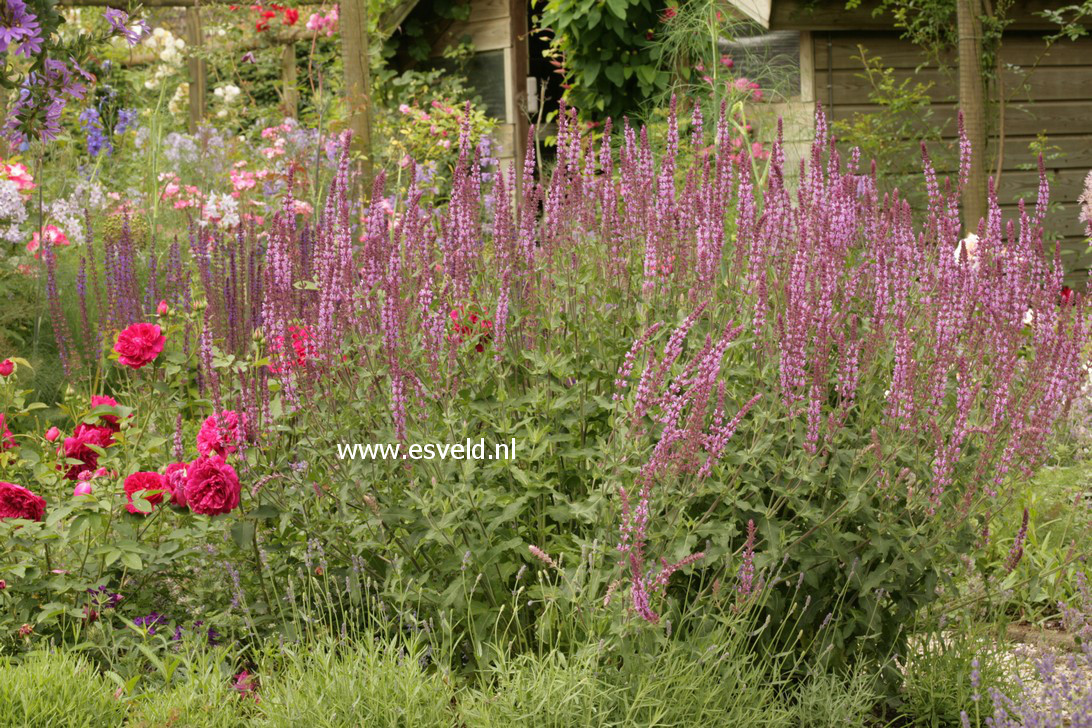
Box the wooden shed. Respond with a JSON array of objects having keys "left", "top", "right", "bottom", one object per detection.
[
  {"left": 729, "top": 0, "right": 1092, "bottom": 278},
  {"left": 387, "top": 0, "right": 532, "bottom": 172}
]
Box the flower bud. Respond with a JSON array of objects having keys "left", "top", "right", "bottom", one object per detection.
[
  {"left": 45, "top": 426, "right": 61, "bottom": 442},
  {"left": 73, "top": 482, "right": 93, "bottom": 497},
  {"left": 157, "top": 300, "right": 169, "bottom": 316},
  {"left": 0, "top": 359, "right": 13, "bottom": 377}
]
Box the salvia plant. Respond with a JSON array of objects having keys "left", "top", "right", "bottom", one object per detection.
[{"left": 3, "top": 98, "right": 1088, "bottom": 696}]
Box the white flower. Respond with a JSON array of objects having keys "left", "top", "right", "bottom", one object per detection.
[{"left": 168, "top": 83, "right": 189, "bottom": 115}]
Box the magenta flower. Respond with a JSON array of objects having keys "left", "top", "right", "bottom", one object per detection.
[
  {"left": 196, "top": 411, "right": 246, "bottom": 458},
  {"left": 114, "top": 323, "right": 165, "bottom": 369},
  {"left": 0, "top": 481, "right": 46, "bottom": 520},
  {"left": 184, "top": 456, "right": 241, "bottom": 516}
]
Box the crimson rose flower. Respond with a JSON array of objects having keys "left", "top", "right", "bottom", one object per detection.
[
  {"left": 184, "top": 456, "right": 241, "bottom": 516},
  {"left": 114, "top": 323, "right": 165, "bottom": 369},
  {"left": 0, "top": 481, "right": 46, "bottom": 521},
  {"left": 163, "top": 462, "right": 189, "bottom": 507},
  {"left": 196, "top": 411, "right": 246, "bottom": 458},
  {"left": 0, "top": 359, "right": 13, "bottom": 377},
  {"left": 59, "top": 423, "right": 115, "bottom": 480},
  {"left": 124, "top": 471, "right": 166, "bottom": 515}
]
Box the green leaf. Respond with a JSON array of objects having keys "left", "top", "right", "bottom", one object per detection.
[
  {"left": 231, "top": 520, "right": 256, "bottom": 550},
  {"left": 604, "top": 64, "right": 624, "bottom": 85},
  {"left": 583, "top": 60, "right": 601, "bottom": 85},
  {"left": 251, "top": 504, "right": 280, "bottom": 520},
  {"left": 605, "top": 0, "right": 627, "bottom": 19}
]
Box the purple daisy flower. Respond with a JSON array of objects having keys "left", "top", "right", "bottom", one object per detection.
[
  {"left": 104, "top": 8, "right": 146, "bottom": 46},
  {"left": 0, "top": 0, "right": 43, "bottom": 57}
]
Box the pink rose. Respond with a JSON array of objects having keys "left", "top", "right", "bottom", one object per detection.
[
  {"left": 114, "top": 323, "right": 165, "bottom": 369},
  {"left": 0, "top": 481, "right": 46, "bottom": 521},
  {"left": 196, "top": 411, "right": 246, "bottom": 457},
  {"left": 184, "top": 456, "right": 241, "bottom": 516},
  {"left": 124, "top": 471, "right": 166, "bottom": 515},
  {"left": 0, "top": 359, "right": 13, "bottom": 376},
  {"left": 157, "top": 300, "right": 169, "bottom": 316},
  {"left": 59, "top": 423, "right": 115, "bottom": 480},
  {"left": 73, "top": 482, "right": 93, "bottom": 497},
  {"left": 45, "top": 426, "right": 61, "bottom": 442},
  {"left": 163, "top": 462, "right": 189, "bottom": 507}
]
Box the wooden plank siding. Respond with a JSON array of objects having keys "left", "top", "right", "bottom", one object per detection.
[
  {"left": 770, "top": 0, "right": 1068, "bottom": 32},
  {"left": 428, "top": 0, "right": 525, "bottom": 171},
  {"left": 806, "top": 29, "right": 1092, "bottom": 282}
]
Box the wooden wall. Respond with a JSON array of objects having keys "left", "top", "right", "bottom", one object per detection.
[
  {"left": 763, "top": 0, "right": 1092, "bottom": 281},
  {"left": 431, "top": 0, "right": 528, "bottom": 172}
]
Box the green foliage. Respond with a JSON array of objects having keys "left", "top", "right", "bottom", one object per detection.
[
  {"left": 535, "top": 0, "right": 670, "bottom": 119},
  {"left": 0, "top": 651, "right": 127, "bottom": 728},
  {"left": 846, "top": 0, "right": 955, "bottom": 58},
  {"left": 1041, "top": 2, "right": 1092, "bottom": 42},
  {"left": 830, "top": 48, "right": 944, "bottom": 197}
]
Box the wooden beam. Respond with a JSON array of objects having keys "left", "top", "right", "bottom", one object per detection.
[
  {"left": 281, "top": 44, "right": 298, "bottom": 118},
  {"left": 57, "top": 0, "right": 322, "bottom": 6},
  {"left": 185, "top": 6, "right": 206, "bottom": 132},
  {"left": 58, "top": 0, "right": 415, "bottom": 38},
  {"left": 341, "top": 0, "right": 374, "bottom": 188},
  {"left": 509, "top": 0, "right": 528, "bottom": 172},
  {"left": 120, "top": 26, "right": 312, "bottom": 66},
  {"left": 770, "top": 0, "right": 1068, "bottom": 31}
]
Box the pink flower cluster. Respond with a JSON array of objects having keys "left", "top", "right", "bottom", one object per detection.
[
  {"left": 159, "top": 173, "right": 204, "bottom": 210},
  {"left": 269, "top": 324, "right": 316, "bottom": 374},
  {"left": 26, "top": 224, "right": 70, "bottom": 257},
  {"left": 305, "top": 4, "right": 338, "bottom": 35},
  {"left": 1, "top": 161, "right": 35, "bottom": 193}
]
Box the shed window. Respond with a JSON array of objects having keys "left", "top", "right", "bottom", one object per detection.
[{"left": 718, "top": 28, "right": 801, "bottom": 100}]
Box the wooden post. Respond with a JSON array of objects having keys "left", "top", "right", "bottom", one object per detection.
[
  {"left": 340, "top": 0, "right": 374, "bottom": 191},
  {"left": 281, "top": 44, "right": 299, "bottom": 119},
  {"left": 957, "top": 0, "right": 987, "bottom": 232},
  {"left": 509, "top": 0, "right": 529, "bottom": 177},
  {"left": 185, "top": 6, "right": 207, "bottom": 132}
]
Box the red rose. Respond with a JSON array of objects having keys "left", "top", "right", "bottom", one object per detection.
[
  {"left": 0, "top": 481, "right": 46, "bottom": 521},
  {"left": 124, "top": 471, "right": 166, "bottom": 515},
  {"left": 60, "top": 424, "right": 115, "bottom": 480},
  {"left": 196, "top": 410, "right": 246, "bottom": 457},
  {"left": 163, "top": 462, "right": 189, "bottom": 507},
  {"left": 0, "top": 359, "right": 13, "bottom": 377},
  {"left": 185, "top": 456, "right": 241, "bottom": 516},
  {"left": 114, "top": 323, "right": 165, "bottom": 369}
]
